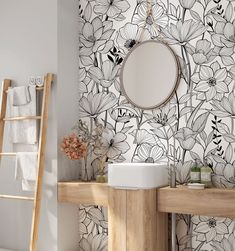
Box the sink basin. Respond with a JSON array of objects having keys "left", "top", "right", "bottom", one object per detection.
[{"left": 108, "top": 162, "right": 168, "bottom": 189}]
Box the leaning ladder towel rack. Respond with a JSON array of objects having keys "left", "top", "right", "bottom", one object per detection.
[{"left": 0, "top": 73, "right": 53, "bottom": 251}]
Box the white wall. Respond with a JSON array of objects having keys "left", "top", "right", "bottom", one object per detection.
[
  {"left": 57, "top": 0, "right": 80, "bottom": 250},
  {"left": 0, "top": 1, "right": 57, "bottom": 250}
]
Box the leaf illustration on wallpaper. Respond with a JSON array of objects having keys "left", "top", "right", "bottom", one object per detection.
[
  {"left": 78, "top": 0, "right": 235, "bottom": 250},
  {"left": 212, "top": 233, "right": 235, "bottom": 251},
  {"left": 211, "top": 93, "right": 235, "bottom": 117},
  {"left": 80, "top": 234, "right": 108, "bottom": 251}
]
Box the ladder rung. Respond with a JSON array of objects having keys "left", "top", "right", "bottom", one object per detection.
[
  {"left": 3, "top": 116, "right": 41, "bottom": 121},
  {"left": 0, "top": 152, "right": 38, "bottom": 156},
  {"left": 0, "top": 194, "right": 34, "bottom": 201},
  {"left": 5, "top": 86, "right": 44, "bottom": 93},
  {"left": 0, "top": 152, "right": 17, "bottom": 156}
]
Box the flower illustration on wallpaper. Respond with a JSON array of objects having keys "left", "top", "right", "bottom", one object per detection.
[
  {"left": 88, "top": 60, "right": 120, "bottom": 88},
  {"left": 175, "top": 161, "right": 192, "bottom": 184},
  {"left": 211, "top": 92, "right": 235, "bottom": 117},
  {"left": 212, "top": 20, "right": 235, "bottom": 48},
  {"left": 116, "top": 23, "right": 151, "bottom": 51},
  {"left": 179, "top": 0, "right": 196, "bottom": 9},
  {"left": 192, "top": 62, "right": 230, "bottom": 101},
  {"left": 133, "top": 143, "right": 164, "bottom": 163},
  {"left": 223, "top": 162, "right": 235, "bottom": 184},
  {"left": 192, "top": 216, "right": 231, "bottom": 243},
  {"left": 80, "top": 17, "right": 114, "bottom": 55},
  {"left": 186, "top": 39, "right": 216, "bottom": 65},
  {"left": 212, "top": 233, "right": 235, "bottom": 251},
  {"left": 94, "top": 129, "right": 130, "bottom": 159},
  {"left": 130, "top": 129, "right": 164, "bottom": 147},
  {"left": 175, "top": 127, "right": 196, "bottom": 151},
  {"left": 162, "top": 20, "right": 206, "bottom": 45},
  {"left": 147, "top": 104, "right": 177, "bottom": 128},
  {"left": 94, "top": 0, "right": 130, "bottom": 18},
  {"left": 80, "top": 234, "right": 107, "bottom": 251},
  {"left": 132, "top": 2, "right": 168, "bottom": 37},
  {"left": 79, "top": 92, "right": 118, "bottom": 118}
]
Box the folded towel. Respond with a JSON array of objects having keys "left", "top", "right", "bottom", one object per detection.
[
  {"left": 15, "top": 152, "right": 38, "bottom": 191},
  {"left": 8, "top": 86, "right": 37, "bottom": 144},
  {"left": 12, "top": 86, "right": 31, "bottom": 106}
]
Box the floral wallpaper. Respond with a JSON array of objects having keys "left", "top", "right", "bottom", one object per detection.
[{"left": 78, "top": 0, "right": 235, "bottom": 250}]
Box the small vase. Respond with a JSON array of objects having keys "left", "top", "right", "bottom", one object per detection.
[
  {"left": 80, "top": 157, "right": 92, "bottom": 181},
  {"left": 96, "top": 173, "right": 107, "bottom": 183},
  {"left": 96, "top": 162, "right": 108, "bottom": 183}
]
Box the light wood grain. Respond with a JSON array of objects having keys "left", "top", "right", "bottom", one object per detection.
[
  {"left": 30, "top": 73, "right": 53, "bottom": 251},
  {"left": 156, "top": 192, "right": 168, "bottom": 251},
  {"left": 158, "top": 186, "right": 235, "bottom": 218},
  {"left": 0, "top": 152, "right": 17, "bottom": 156},
  {"left": 126, "top": 189, "right": 157, "bottom": 251},
  {"left": 5, "top": 86, "right": 44, "bottom": 93},
  {"left": 58, "top": 181, "right": 109, "bottom": 206},
  {"left": 108, "top": 188, "right": 168, "bottom": 251},
  {"left": 108, "top": 188, "right": 127, "bottom": 251},
  {"left": 0, "top": 194, "right": 34, "bottom": 201},
  {"left": 0, "top": 79, "right": 11, "bottom": 157},
  {"left": 0, "top": 75, "right": 53, "bottom": 251},
  {"left": 3, "top": 115, "right": 41, "bottom": 121}
]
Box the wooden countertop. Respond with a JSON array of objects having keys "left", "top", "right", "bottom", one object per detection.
[
  {"left": 58, "top": 182, "right": 235, "bottom": 218},
  {"left": 58, "top": 181, "right": 108, "bottom": 206},
  {"left": 157, "top": 186, "right": 235, "bottom": 218}
]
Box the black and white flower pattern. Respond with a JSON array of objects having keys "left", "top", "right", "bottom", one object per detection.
[
  {"left": 192, "top": 216, "right": 232, "bottom": 243},
  {"left": 78, "top": 0, "right": 235, "bottom": 250}
]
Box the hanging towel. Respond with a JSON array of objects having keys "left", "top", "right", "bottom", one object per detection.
[
  {"left": 8, "top": 86, "right": 37, "bottom": 144},
  {"left": 12, "top": 86, "right": 31, "bottom": 106},
  {"left": 15, "top": 152, "right": 38, "bottom": 191}
]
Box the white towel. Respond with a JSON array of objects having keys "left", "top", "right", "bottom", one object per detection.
[
  {"left": 8, "top": 86, "right": 37, "bottom": 144},
  {"left": 12, "top": 86, "right": 31, "bottom": 106},
  {"left": 15, "top": 152, "right": 38, "bottom": 191}
]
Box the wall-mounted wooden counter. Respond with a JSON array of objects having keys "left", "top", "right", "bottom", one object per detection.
[
  {"left": 58, "top": 181, "right": 109, "bottom": 206},
  {"left": 157, "top": 186, "right": 235, "bottom": 218},
  {"left": 58, "top": 182, "right": 235, "bottom": 250}
]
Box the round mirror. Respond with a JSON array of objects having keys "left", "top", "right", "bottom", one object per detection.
[{"left": 120, "top": 40, "right": 180, "bottom": 110}]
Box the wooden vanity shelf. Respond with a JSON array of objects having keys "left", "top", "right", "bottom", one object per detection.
[
  {"left": 58, "top": 181, "right": 108, "bottom": 206},
  {"left": 157, "top": 186, "right": 235, "bottom": 218},
  {"left": 58, "top": 182, "right": 235, "bottom": 251}
]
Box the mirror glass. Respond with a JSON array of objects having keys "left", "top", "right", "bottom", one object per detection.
[{"left": 120, "top": 40, "right": 180, "bottom": 110}]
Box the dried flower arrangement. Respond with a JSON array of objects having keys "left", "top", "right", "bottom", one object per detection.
[{"left": 60, "top": 119, "right": 108, "bottom": 182}]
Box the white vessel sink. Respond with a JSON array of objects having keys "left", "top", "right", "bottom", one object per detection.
[{"left": 108, "top": 162, "right": 168, "bottom": 189}]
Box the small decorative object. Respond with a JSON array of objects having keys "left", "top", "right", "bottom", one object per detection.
[
  {"left": 96, "top": 155, "right": 108, "bottom": 183},
  {"left": 60, "top": 134, "right": 87, "bottom": 160},
  {"left": 61, "top": 119, "right": 107, "bottom": 181},
  {"left": 201, "top": 166, "right": 212, "bottom": 188},
  {"left": 187, "top": 183, "right": 205, "bottom": 190},
  {"left": 190, "top": 161, "right": 201, "bottom": 183}
]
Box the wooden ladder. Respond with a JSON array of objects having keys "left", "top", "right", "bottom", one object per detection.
[{"left": 0, "top": 73, "right": 53, "bottom": 251}]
